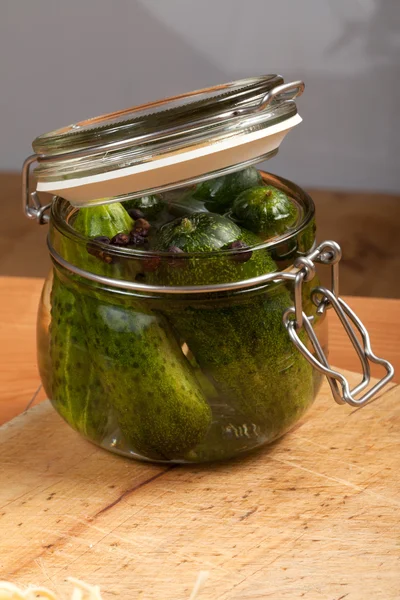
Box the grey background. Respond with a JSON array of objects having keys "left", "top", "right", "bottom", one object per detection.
[{"left": 1, "top": 0, "right": 399, "bottom": 191}]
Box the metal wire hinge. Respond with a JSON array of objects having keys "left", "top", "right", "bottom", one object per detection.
[
  {"left": 22, "top": 154, "right": 51, "bottom": 224},
  {"left": 283, "top": 241, "right": 394, "bottom": 407}
]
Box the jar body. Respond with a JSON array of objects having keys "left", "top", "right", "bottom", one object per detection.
[
  {"left": 36, "top": 169, "right": 328, "bottom": 463},
  {"left": 37, "top": 265, "right": 327, "bottom": 463}
]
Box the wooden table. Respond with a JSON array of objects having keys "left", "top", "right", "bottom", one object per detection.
[{"left": 0, "top": 277, "right": 399, "bottom": 599}]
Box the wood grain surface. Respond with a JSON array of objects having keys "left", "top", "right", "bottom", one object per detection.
[
  {"left": 0, "top": 277, "right": 47, "bottom": 424},
  {"left": 0, "top": 371, "right": 399, "bottom": 599},
  {"left": 0, "top": 277, "right": 399, "bottom": 427}
]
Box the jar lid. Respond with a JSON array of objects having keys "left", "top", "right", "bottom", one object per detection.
[{"left": 32, "top": 75, "right": 304, "bottom": 206}]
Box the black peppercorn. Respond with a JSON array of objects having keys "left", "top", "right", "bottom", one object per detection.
[
  {"left": 86, "top": 236, "right": 114, "bottom": 263},
  {"left": 132, "top": 218, "right": 151, "bottom": 237},
  {"left": 129, "top": 232, "right": 148, "bottom": 246},
  {"left": 110, "top": 233, "right": 130, "bottom": 246},
  {"left": 99, "top": 252, "right": 114, "bottom": 264},
  {"left": 226, "top": 240, "right": 253, "bottom": 263}
]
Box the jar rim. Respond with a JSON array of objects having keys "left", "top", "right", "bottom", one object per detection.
[{"left": 50, "top": 171, "right": 315, "bottom": 261}]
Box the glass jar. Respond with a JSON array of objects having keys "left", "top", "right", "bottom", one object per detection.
[{"left": 25, "top": 75, "right": 394, "bottom": 463}]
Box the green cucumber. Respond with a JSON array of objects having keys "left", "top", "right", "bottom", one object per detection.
[
  {"left": 232, "top": 185, "right": 298, "bottom": 237},
  {"left": 48, "top": 204, "right": 134, "bottom": 440},
  {"left": 155, "top": 212, "right": 240, "bottom": 252},
  {"left": 49, "top": 274, "right": 108, "bottom": 441},
  {"left": 122, "top": 194, "right": 164, "bottom": 220},
  {"left": 73, "top": 202, "right": 134, "bottom": 239},
  {"left": 192, "top": 167, "right": 263, "bottom": 213},
  {"left": 79, "top": 292, "right": 212, "bottom": 459},
  {"left": 72, "top": 204, "right": 212, "bottom": 460},
  {"left": 153, "top": 213, "right": 276, "bottom": 286},
  {"left": 160, "top": 290, "right": 313, "bottom": 433},
  {"left": 150, "top": 213, "right": 314, "bottom": 443}
]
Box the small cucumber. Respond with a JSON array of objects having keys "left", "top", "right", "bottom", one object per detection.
[
  {"left": 232, "top": 185, "right": 298, "bottom": 237},
  {"left": 192, "top": 167, "right": 263, "bottom": 213},
  {"left": 153, "top": 213, "right": 276, "bottom": 286}
]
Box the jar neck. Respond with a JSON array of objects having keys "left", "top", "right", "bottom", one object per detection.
[{"left": 48, "top": 172, "right": 316, "bottom": 296}]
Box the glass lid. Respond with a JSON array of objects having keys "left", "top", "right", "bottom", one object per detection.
[{"left": 30, "top": 75, "right": 305, "bottom": 206}]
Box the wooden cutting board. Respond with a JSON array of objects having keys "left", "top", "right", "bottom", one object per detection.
[{"left": 0, "top": 371, "right": 399, "bottom": 600}]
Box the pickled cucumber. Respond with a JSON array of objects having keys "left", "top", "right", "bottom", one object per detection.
[
  {"left": 161, "top": 290, "right": 314, "bottom": 435},
  {"left": 151, "top": 213, "right": 314, "bottom": 440},
  {"left": 192, "top": 167, "right": 263, "bottom": 213},
  {"left": 122, "top": 194, "right": 164, "bottom": 220},
  {"left": 79, "top": 293, "right": 212, "bottom": 459},
  {"left": 72, "top": 204, "right": 212, "bottom": 459},
  {"left": 153, "top": 213, "right": 277, "bottom": 286},
  {"left": 49, "top": 275, "right": 108, "bottom": 440},
  {"left": 232, "top": 185, "right": 298, "bottom": 237},
  {"left": 47, "top": 204, "right": 134, "bottom": 440}
]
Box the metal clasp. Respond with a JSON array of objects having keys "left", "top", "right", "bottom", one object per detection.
[
  {"left": 235, "top": 80, "right": 305, "bottom": 117},
  {"left": 22, "top": 154, "right": 51, "bottom": 224},
  {"left": 256, "top": 80, "right": 305, "bottom": 112},
  {"left": 283, "top": 241, "right": 394, "bottom": 407}
]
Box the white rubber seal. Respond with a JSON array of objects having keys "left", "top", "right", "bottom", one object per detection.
[{"left": 37, "top": 114, "right": 302, "bottom": 205}]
